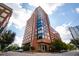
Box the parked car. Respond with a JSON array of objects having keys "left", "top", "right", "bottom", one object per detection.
[
  {"left": 59, "top": 50, "right": 68, "bottom": 53},
  {"left": 16, "top": 49, "right": 23, "bottom": 52}
]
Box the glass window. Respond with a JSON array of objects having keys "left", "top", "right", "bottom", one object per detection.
[
  {"left": 38, "top": 27, "right": 42, "bottom": 31},
  {"left": 1, "top": 12, "right": 7, "bottom": 17},
  {"left": 0, "top": 16, "right": 4, "bottom": 22},
  {"left": 5, "top": 9, "right": 10, "bottom": 13},
  {"left": 37, "top": 20, "right": 41, "bottom": 23},
  {"left": 37, "top": 23, "right": 43, "bottom": 28},
  {"left": 37, "top": 19, "right": 43, "bottom": 23},
  {"left": 0, "top": 6, "right": 4, "bottom": 10},
  {"left": 37, "top": 27, "right": 43, "bottom": 30},
  {"left": 38, "top": 33, "right": 42, "bottom": 36},
  {"left": 38, "top": 34, "right": 44, "bottom": 39},
  {"left": 37, "top": 20, "right": 42, "bottom": 24},
  {"left": 38, "top": 35, "right": 42, "bottom": 39},
  {"left": 37, "top": 24, "right": 42, "bottom": 28},
  {"left": 38, "top": 33, "right": 44, "bottom": 39},
  {"left": 38, "top": 30, "right": 43, "bottom": 33}
]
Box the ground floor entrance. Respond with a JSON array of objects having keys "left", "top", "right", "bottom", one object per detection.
[
  {"left": 40, "top": 45, "right": 47, "bottom": 52},
  {"left": 23, "top": 42, "right": 51, "bottom": 52},
  {"left": 37, "top": 43, "right": 50, "bottom": 52}
]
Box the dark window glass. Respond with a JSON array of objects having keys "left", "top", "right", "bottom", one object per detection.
[
  {"left": 37, "top": 24, "right": 42, "bottom": 28},
  {"left": 38, "top": 36, "right": 42, "bottom": 39},
  {"left": 37, "top": 33, "right": 44, "bottom": 39},
  {"left": 37, "top": 16, "right": 44, "bottom": 39}
]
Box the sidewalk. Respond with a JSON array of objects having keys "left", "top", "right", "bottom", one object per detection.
[{"left": 0, "top": 51, "right": 3, "bottom": 56}]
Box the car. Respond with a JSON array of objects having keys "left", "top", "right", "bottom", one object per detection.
[
  {"left": 16, "top": 49, "right": 23, "bottom": 52},
  {"left": 59, "top": 50, "right": 68, "bottom": 53}
]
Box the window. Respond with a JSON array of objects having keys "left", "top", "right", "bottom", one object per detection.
[
  {"left": 37, "top": 27, "right": 42, "bottom": 31},
  {"left": 38, "top": 30, "right": 43, "bottom": 33},
  {"left": 37, "top": 24, "right": 42, "bottom": 28},
  {"left": 1, "top": 12, "right": 7, "bottom": 17},
  {"left": 37, "top": 27, "right": 43, "bottom": 31},
  {"left": 37, "top": 33, "right": 44, "bottom": 39},
  {"left": 38, "top": 35, "right": 42, "bottom": 39},
  {"left": 0, "top": 16, "right": 4, "bottom": 22},
  {"left": 37, "top": 20, "right": 41, "bottom": 24},
  {"left": 37, "top": 21, "right": 42, "bottom": 27},
  {"left": 37, "top": 20, "right": 42, "bottom": 24},
  {"left": 5, "top": 9, "right": 10, "bottom": 13},
  {"left": 38, "top": 33, "right": 43, "bottom": 36},
  {"left": 0, "top": 6, "right": 4, "bottom": 10},
  {"left": 37, "top": 17, "right": 43, "bottom": 28},
  {"left": 40, "top": 44, "right": 47, "bottom": 51},
  {"left": 37, "top": 16, "right": 45, "bottom": 39}
]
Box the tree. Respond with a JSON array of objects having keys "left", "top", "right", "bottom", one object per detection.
[
  {"left": 22, "top": 44, "right": 30, "bottom": 51},
  {"left": 67, "top": 43, "right": 76, "bottom": 50},
  {"left": 0, "top": 30, "right": 16, "bottom": 51},
  {"left": 50, "top": 39, "right": 68, "bottom": 52},
  {"left": 70, "top": 38, "right": 79, "bottom": 48},
  {"left": 6, "top": 44, "right": 20, "bottom": 51}
]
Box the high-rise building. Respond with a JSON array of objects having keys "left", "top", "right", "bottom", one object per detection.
[
  {"left": 69, "top": 25, "right": 79, "bottom": 39},
  {"left": 0, "top": 3, "right": 12, "bottom": 34},
  {"left": 22, "top": 6, "right": 60, "bottom": 52}
]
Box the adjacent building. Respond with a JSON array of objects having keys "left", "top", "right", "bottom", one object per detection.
[
  {"left": 69, "top": 25, "right": 79, "bottom": 39},
  {"left": 22, "top": 6, "right": 60, "bottom": 52},
  {"left": 0, "top": 3, "right": 12, "bottom": 34}
]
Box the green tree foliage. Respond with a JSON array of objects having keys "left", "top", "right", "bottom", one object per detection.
[
  {"left": 70, "top": 38, "right": 79, "bottom": 48},
  {"left": 51, "top": 39, "right": 68, "bottom": 52},
  {"left": 67, "top": 43, "right": 76, "bottom": 50},
  {"left": 0, "top": 30, "right": 16, "bottom": 51},
  {"left": 6, "top": 44, "right": 20, "bottom": 51},
  {"left": 22, "top": 44, "right": 30, "bottom": 51}
]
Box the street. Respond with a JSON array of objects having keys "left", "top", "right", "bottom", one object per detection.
[{"left": 0, "top": 50, "right": 79, "bottom": 56}]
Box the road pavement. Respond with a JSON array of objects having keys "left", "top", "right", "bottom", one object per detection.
[{"left": 0, "top": 50, "right": 79, "bottom": 56}]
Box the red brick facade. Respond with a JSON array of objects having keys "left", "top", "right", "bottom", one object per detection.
[
  {"left": 23, "top": 6, "right": 61, "bottom": 52},
  {"left": 0, "top": 3, "right": 12, "bottom": 34}
]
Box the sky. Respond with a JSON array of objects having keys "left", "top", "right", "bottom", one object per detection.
[{"left": 4, "top": 3, "right": 79, "bottom": 46}]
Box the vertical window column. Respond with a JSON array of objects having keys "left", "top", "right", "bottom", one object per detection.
[{"left": 37, "top": 16, "right": 44, "bottom": 39}]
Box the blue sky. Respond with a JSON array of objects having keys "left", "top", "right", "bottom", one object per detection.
[
  {"left": 49, "top": 3, "right": 79, "bottom": 28},
  {"left": 5, "top": 3, "right": 79, "bottom": 46}
]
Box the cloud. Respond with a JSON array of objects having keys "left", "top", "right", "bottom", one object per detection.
[
  {"left": 6, "top": 3, "right": 64, "bottom": 32},
  {"left": 6, "top": 3, "right": 64, "bottom": 29},
  {"left": 4, "top": 3, "right": 33, "bottom": 45},
  {"left": 75, "top": 8, "right": 79, "bottom": 13},
  {"left": 29, "top": 3, "right": 64, "bottom": 15},
  {"left": 55, "top": 23, "right": 72, "bottom": 43},
  {"left": 1, "top": 0, "right": 79, "bottom": 3},
  {"left": 5, "top": 3, "right": 32, "bottom": 29},
  {"left": 13, "top": 36, "right": 23, "bottom": 47},
  {"left": 4, "top": 3, "right": 64, "bottom": 45},
  {"left": 8, "top": 9, "right": 32, "bottom": 29}
]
